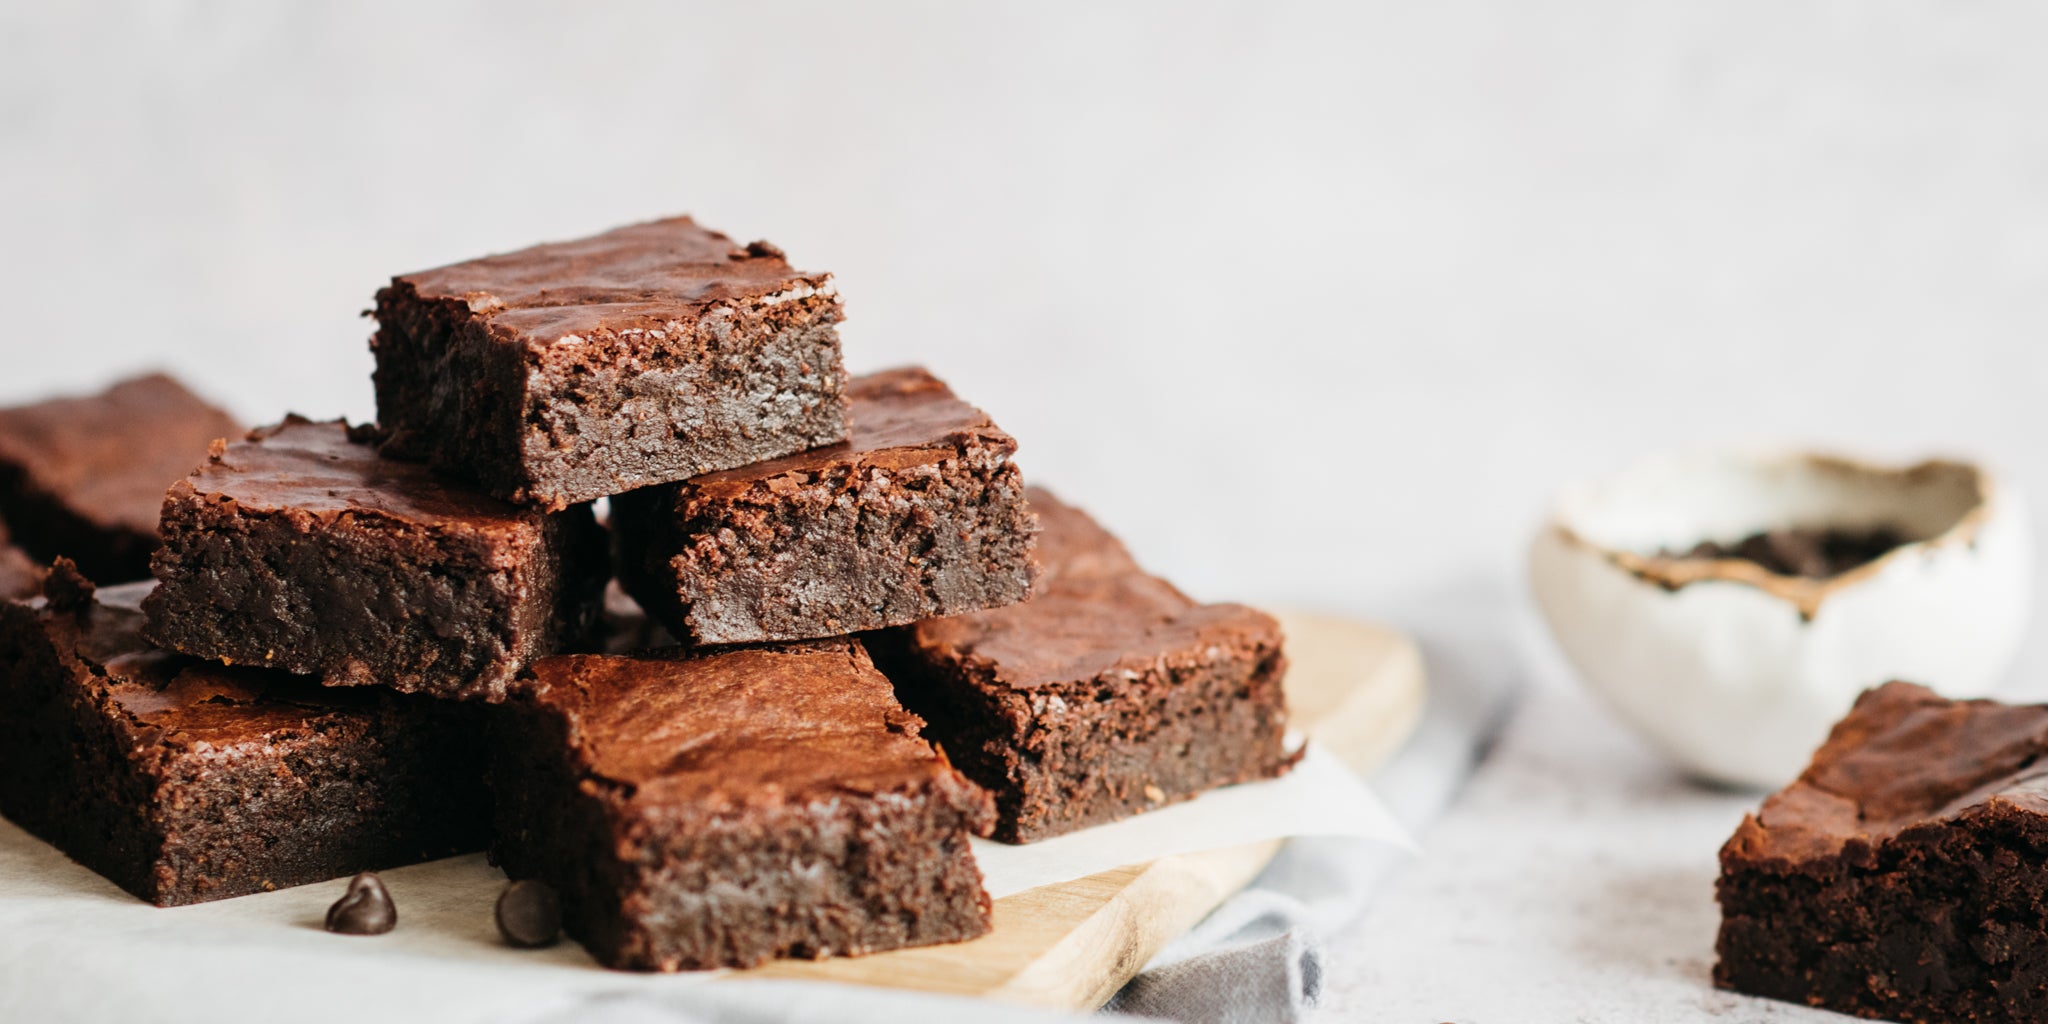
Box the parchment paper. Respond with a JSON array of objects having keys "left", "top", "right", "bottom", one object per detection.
[{"left": 0, "top": 743, "right": 1404, "bottom": 1024}]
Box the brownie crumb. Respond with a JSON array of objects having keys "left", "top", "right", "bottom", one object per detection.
[
  {"left": 343, "top": 421, "right": 386, "bottom": 447},
  {"left": 1666, "top": 527, "right": 1905, "bottom": 579},
  {"left": 42, "top": 557, "right": 95, "bottom": 615}
]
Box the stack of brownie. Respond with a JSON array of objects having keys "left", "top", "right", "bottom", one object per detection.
[{"left": 0, "top": 216, "right": 1299, "bottom": 972}]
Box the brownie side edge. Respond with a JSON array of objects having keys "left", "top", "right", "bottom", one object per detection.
[
  {"left": 371, "top": 281, "right": 532, "bottom": 502},
  {"left": 1714, "top": 790, "right": 2048, "bottom": 1020},
  {"left": 148, "top": 699, "right": 491, "bottom": 905},
  {"left": 144, "top": 484, "right": 604, "bottom": 701},
  {"left": 0, "top": 601, "right": 168, "bottom": 901},
  {"left": 874, "top": 612, "right": 1295, "bottom": 844},
  {"left": 513, "top": 288, "right": 849, "bottom": 509},
  {"left": 597, "top": 781, "right": 991, "bottom": 971},
  {"left": 375, "top": 279, "right": 849, "bottom": 510},
  {"left": 612, "top": 418, "right": 1036, "bottom": 645}
]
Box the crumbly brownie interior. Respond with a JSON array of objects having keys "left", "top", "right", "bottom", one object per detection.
[
  {"left": 490, "top": 641, "right": 994, "bottom": 970},
  {"left": 371, "top": 218, "right": 848, "bottom": 509},
  {"left": 1716, "top": 682, "right": 2048, "bottom": 1022},
  {"left": 0, "top": 581, "right": 489, "bottom": 905},
  {"left": 139, "top": 691, "right": 488, "bottom": 906},
  {"left": 142, "top": 419, "right": 606, "bottom": 701},
  {"left": 612, "top": 367, "right": 1037, "bottom": 645}
]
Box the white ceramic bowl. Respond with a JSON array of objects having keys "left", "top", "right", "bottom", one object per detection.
[{"left": 1529, "top": 449, "right": 2033, "bottom": 789}]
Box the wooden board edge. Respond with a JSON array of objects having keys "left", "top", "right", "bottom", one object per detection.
[{"left": 988, "top": 839, "right": 1287, "bottom": 1008}]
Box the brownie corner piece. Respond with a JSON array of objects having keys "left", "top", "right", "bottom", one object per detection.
[
  {"left": 370, "top": 216, "right": 849, "bottom": 508},
  {"left": 489, "top": 638, "right": 994, "bottom": 970},
  {"left": 612, "top": 366, "right": 1038, "bottom": 645},
  {"left": 873, "top": 486, "right": 1294, "bottom": 843},
  {"left": 0, "top": 579, "right": 488, "bottom": 905},
  {"left": 0, "top": 372, "right": 239, "bottom": 582},
  {"left": 1714, "top": 681, "right": 2048, "bottom": 1022},
  {"left": 142, "top": 416, "right": 607, "bottom": 701}
]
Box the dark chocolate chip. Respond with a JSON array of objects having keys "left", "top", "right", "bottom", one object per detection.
[
  {"left": 325, "top": 872, "right": 397, "bottom": 935},
  {"left": 495, "top": 879, "right": 562, "bottom": 948},
  {"left": 743, "top": 239, "right": 785, "bottom": 260}
]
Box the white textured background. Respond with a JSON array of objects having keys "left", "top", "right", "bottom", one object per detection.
[{"left": 5, "top": 4, "right": 2048, "bottom": 1020}]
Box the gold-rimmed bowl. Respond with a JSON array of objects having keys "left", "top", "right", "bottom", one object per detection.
[{"left": 1529, "top": 449, "right": 2033, "bottom": 789}]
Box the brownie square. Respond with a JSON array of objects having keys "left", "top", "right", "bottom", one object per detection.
[
  {"left": 870, "top": 487, "right": 1296, "bottom": 843},
  {"left": 142, "top": 417, "right": 606, "bottom": 701},
  {"left": 370, "top": 217, "right": 849, "bottom": 510},
  {"left": 0, "top": 373, "right": 239, "bottom": 583},
  {"left": 1716, "top": 681, "right": 2048, "bottom": 1022},
  {"left": 489, "top": 639, "right": 995, "bottom": 971},
  {"left": 0, "top": 574, "right": 489, "bottom": 906},
  {"left": 611, "top": 367, "right": 1037, "bottom": 645}
]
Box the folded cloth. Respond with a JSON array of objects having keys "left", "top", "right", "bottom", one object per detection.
[
  {"left": 516, "top": 982, "right": 1135, "bottom": 1024},
  {"left": 1105, "top": 574, "right": 1528, "bottom": 1023}
]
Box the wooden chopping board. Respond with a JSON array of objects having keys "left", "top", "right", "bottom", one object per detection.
[{"left": 745, "top": 610, "right": 1427, "bottom": 1010}]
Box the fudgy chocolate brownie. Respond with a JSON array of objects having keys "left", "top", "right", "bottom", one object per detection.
[
  {"left": 0, "top": 374, "right": 239, "bottom": 582},
  {"left": 489, "top": 639, "right": 995, "bottom": 971},
  {"left": 370, "top": 217, "right": 848, "bottom": 510},
  {"left": 0, "top": 572, "right": 489, "bottom": 906},
  {"left": 1717, "top": 682, "right": 2048, "bottom": 1022},
  {"left": 611, "top": 367, "right": 1036, "bottom": 645},
  {"left": 143, "top": 417, "right": 606, "bottom": 702},
  {"left": 870, "top": 487, "right": 1296, "bottom": 843},
  {"left": 0, "top": 521, "right": 40, "bottom": 600}
]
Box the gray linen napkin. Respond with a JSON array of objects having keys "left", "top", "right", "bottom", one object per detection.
[{"left": 516, "top": 982, "right": 1133, "bottom": 1024}]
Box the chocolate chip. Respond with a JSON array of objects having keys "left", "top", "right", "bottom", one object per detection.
[
  {"left": 324, "top": 872, "right": 397, "bottom": 935},
  {"left": 495, "top": 879, "right": 562, "bottom": 948}
]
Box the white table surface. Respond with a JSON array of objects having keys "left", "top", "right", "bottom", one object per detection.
[
  {"left": 1318, "top": 588, "right": 2048, "bottom": 1023},
  {"left": 1328, "top": 666, "right": 1795, "bottom": 1022},
  {"left": 6, "top": 5, "right": 2048, "bottom": 1021}
]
